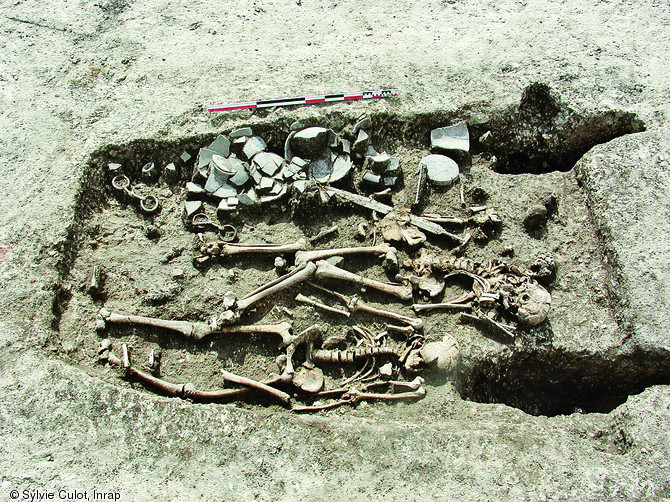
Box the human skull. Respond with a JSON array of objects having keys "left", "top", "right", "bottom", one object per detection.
[{"left": 514, "top": 282, "right": 552, "bottom": 326}]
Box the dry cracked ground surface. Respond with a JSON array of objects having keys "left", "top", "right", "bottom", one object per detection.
[{"left": 0, "top": 0, "right": 669, "bottom": 500}]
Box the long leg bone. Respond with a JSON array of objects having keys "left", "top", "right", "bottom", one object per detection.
[
  {"left": 295, "top": 293, "right": 350, "bottom": 317},
  {"left": 412, "top": 292, "right": 475, "bottom": 313},
  {"left": 314, "top": 260, "right": 413, "bottom": 301},
  {"left": 307, "top": 282, "right": 422, "bottom": 330},
  {"left": 98, "top": 309, "right": 209, "bottom": 338},
  {"left": 236, "top": 261, "right": 317, "bottom": 311},
  {"left": 206, "top": 238, "right": 308, "bottom": 257},
  {"left": 99, "top": 308, "right": 293, "bottom": 344},
  {"left": 295, "top": 243, "right": 393, "bottom": 266},
  {"left": 349, "top": 297, "right": 423, "bottom": 330},
  {"left": 220, "top": 369, "right": 291, "bottom": 404},
  {"left": 99, "top": 341, "right": 287, "bottom": 402}
]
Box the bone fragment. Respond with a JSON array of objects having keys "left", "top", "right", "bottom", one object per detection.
[
  {"left": 412, "top": 300, "right": 473, "bottom": 313},
  {"left": 295, "top": 293, "right": 350, "bottom": 317},
  {"left": 294, "top": 243, "right": 392, "bottom": 266},
  {"left": 325, "top": 187, "right": 463, "bottom": 242},
  {"left": 100, "top": 310, "right": 210, "bottom": 339},
  {"left": 213, "top": 238, "right": 308, "bottom": 256},
  {"left": 314, "top": 260, "right": 413, "bottom": 301},
  {"left": 309, "top": 225, "right": 339, "bottom": 244},
  {"left": 207, "top": 322, "right": 294, "bottom": 346},
  {"left": 220, "top": 369, "right": 291, "bottom": 404},
  {"left": 236, "top": 261, "right": 317, "bottom": 311},
  {"left": 350, "top": 297, "right": 423, "bottom": 330},
  {"left": 100, "top": 341, "right": 285, "bottom": 402},
  {"left": 460, "top": 312, "right": 517, "bottom": 339}
]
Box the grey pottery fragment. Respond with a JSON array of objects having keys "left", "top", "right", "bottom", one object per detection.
[
  {"left": 362, "top": 172, "right": 382, "bottom": 186},
  {"left": 309, "top": 148, "right": 333, "bottom": 182},
  {"left": 420, "top": 154, "right": 459, "bottom": 187},
  {"left": 366, "top": 152, "right": 391, "bottom": 173},
  {"left": 385, "top": 157, "right": 401, "bottom": 175},
  {"left": 205, "top": 167, "right": 229, "bottom": 193},
  {"left": 431, "top": 122, "right": 470, "bottom": 155},
  {"left": 340, "top": 138, "right": 351, "bottom": 155},
  {"left": 230, "top": 127, "right": 253, "bottom": 138},
  {"left": 197, "top": 148, "right": 217, "bottom": 169},
  {"left": 352, "top": 130, "right": 370, "bottom": 156},
  {"left": 229, "top": 168, "right": 250, "bottom": 186},
  {"left": 108, "top": 162, "right": 122, "bottom": 174},
  {"left": 212, "top": 183, "right": 238, "bottom": 199},
  {"left": 260, "top": 184, "right": 288, "bottom": 204},
  {"left": 237, "top": 189, "right": 259, "bottom": 206},
  {"left": 185, "top": 182, "right": 206, "bottom": 200},
  {"left": 353, "top": 114, "right": 372, "bottom": 134},
  {"left": 208, "top": 135, "right": 231, "bottom": 157},
  {"left": 285, "top": 130, "right": 296, "bottom": 162},
  {"left": 329, "top": 154, "right": 353, "bottom": 183},
  {"left": 184, "top": 200, "right": 203, "bottom": 219},
  {"left": 180, "top": 151, "right": 192, "bottom": 163},
  {"left": 211, "top": 154, "right": 238, "bottom": 176},
  {"left": 243, "top": 136, "right": 267, "bottom": 160},
  {"left": 292, "top": 127, "right": 329, "bottom": 158},
  {"left": 163, "top": 163, "right": 178, "bottom": 184},
  {"left": 253, "top": 152, "right": 284, "bottom": 176},
  {"left": 259, "top": 176, "right": 274, "bottom": 192}
]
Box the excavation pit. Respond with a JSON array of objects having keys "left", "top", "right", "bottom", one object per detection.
[{"left": 53, "top": 87, "right": 667, "bottom": 418}]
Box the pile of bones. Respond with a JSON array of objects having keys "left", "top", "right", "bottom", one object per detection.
[{"left": 96, "top": 116, "right": 552, "bottom": 412}]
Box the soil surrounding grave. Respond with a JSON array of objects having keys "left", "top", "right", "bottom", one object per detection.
[{"left": 1, "top": 0, "right": 669, "bottom": 500}]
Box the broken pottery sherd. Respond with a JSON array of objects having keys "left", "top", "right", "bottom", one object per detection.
[
  {"left": 243, "top": 136, "right": 267, "bottom": 160},
  {"left": 204, "top": 167, "right": 229, "bottom": 193},
  {"left": 431, "top": 122, "right": 470, "bottom": 155},
  {"left": 185, "top": 182, "right": 206, "bottom": 200},
  {"left": 163, "top": 163, "right": 178, "bottom": 184},
  {"left": 253, "top": 152, "right": 284, "bottom": 177},
  {"left": 208, "top": 135, "right": 231, "bottom": 157},
  {"left": 183, "top": 200, "right": 203, "bottom": 219},
  {"left": 420, "top": 154, "right": 459, "bottom": 187},
  {"left": 352, "top": 130, "right": 370, "bottom": 156},
  {"left": 329, "top": 154, "right": 353, "bottom": 183},
  {"left": 309, "top": 148, "right": 334, "bottom": 182},
  {"left": 291, "top": 127, "right": 329, "bottom": 158},
  {"left": 212, "top": 183, "right": 237, "bottom": 199},
  {"left": 230, "top": 127, "right": 252, "bottom": 138}
]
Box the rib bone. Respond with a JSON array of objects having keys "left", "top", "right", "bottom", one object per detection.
[
  {"left": 314, "top": 260, "right": 413, "bottom": 301},
  {"left": 295, "top": 243, "right": 393, "bottom": 266}
]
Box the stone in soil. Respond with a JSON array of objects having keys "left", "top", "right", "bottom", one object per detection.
[
  {"left": 419, "top": 334, "right": 459, "bottom": 373},
  {"left": 420, "top": 154, "right": 460, "bottom": 186}
]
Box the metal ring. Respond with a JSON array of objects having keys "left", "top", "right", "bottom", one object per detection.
[
  {"left": 140, "top": 195, "right": 159, "bottom": 213},
  {"left": 111, "top": 175, "right": 130, "bottom": 190},
  {"left": 219, "top": 224, "right": 237, "bottom": 242},
  {"left": 191, "top": 213, "right": 210, "bottom": 226}
]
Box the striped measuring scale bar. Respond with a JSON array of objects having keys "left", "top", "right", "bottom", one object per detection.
[{"left": 207, "top": 88, "right": 399, "bottom": 113}]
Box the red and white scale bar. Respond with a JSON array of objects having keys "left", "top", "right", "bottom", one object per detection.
[{"left": 207, "top": 88, "right": 399, "bottom": 112}]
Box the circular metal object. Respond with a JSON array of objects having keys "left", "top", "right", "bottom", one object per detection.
[
  {"left": 219, "top": 224, "right": 237, "bottom": 242},
  {"left": 140, "top": 195, "right": 159, "bottom": 213},
  {"left": 111, "top": 175, "right": 130, "bottom": 190}
]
